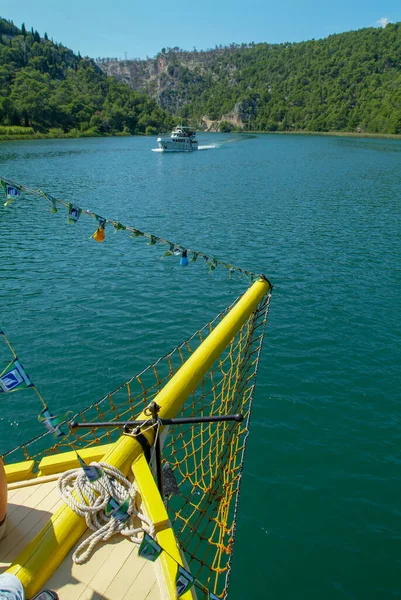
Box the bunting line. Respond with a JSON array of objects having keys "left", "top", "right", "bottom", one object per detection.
[
  {"left": 0, "top": 177, "right": 264, "bottom": 282},
  {"left": 0, "top": 331, "right": 68, "bottom": 438}
]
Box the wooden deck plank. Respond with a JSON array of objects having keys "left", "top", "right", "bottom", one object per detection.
[
  {"left": 46, "top": 533, "right": 119, "bottom": 593},
  {"left": 0, "top": 482, "right": 63, "bottom": 569},
  {"left": 0, "top": 488, "right": 61, "bottom": 565},
  {"left": 145, "top": 582, "right": 164, "bottom": 600},
  {"left": 6, "top": 485, "right": 39, "bottom": 516},
  {"left": 1, "top": 479, "right": 161, "bottom": 599},
  {"left": 46, "top": 573, "right": 87, "bottom": 600},
  {"left": 3, "top": 483, "right": 59, "bottom": 538},
  {"left": 6, "top": 480, "right": 56, "bottom": 518},
  {"left": 86, "top": 539, "right": 136, "bottom": 597},
  {"left": 7, "top": 487, "right": 22, "bottom": 501},
  {"left": 122, "top": 559, "right": 157, "bottom": 600},
  {"left": 70, "top": 537, "right": 123, "bottom": 588},
  {"left": 102, "top": 546, "right": 147, "bottom": 600},
  {"left": 73, "top": 590, "right": 103, "bottom": 600},
  {"left": 21, "top": 481, "right": 56, "bottom": 507}
]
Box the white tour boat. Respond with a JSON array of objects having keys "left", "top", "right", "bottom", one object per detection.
[{"left": 157, "top": 125, "right": 198, "bottom": 152}]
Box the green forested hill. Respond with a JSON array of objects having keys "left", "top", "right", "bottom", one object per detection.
[
  {"left": 0, "top": 18, "right": 174, "bottom": 136},
  {"left": 1, "top": 17, "right": 400, "bottom": 136},
  {"left": 100, "top": 23, "right": 401, "bottom": 134}
]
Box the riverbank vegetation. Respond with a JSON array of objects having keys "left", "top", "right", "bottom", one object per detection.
[
  {"left": 0, "top": 18, "right": 174, "bottom": 138},
  {"left": 192, "top": 23, "right": 401, "bottom": 134},
  {"left": 100, "top": 23, "right": 401, "bottom": 136},
  {"left": 1, "top": 17, "right": 400, "bottom": 138}
]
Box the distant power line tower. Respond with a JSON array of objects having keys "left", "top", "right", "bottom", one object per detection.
[{"left": 124, "top": 52, "right": 128, "bottom": 60}]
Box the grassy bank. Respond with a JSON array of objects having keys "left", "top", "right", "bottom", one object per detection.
[
  {"left": 0, "top": 126, "right": 133, "bottom": 141},
  {"left": 258, "top": 130, "right": 401, "bottom": 140}
]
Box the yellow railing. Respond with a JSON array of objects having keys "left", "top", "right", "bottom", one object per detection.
[{"left": 6, "top": 277, "right": 271, "bottom": 597}]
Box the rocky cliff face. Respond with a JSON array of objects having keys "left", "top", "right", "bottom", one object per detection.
[
  {"left": 98, "top": 50, "right": 245, "bottom": 130},
  {"left": 99, "top": 54, "right": 203, "bottom": 112},
  {"left": 100, "top": 55, "right": 169, "bottom": 93}
]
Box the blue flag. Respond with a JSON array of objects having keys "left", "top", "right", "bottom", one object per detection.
[
  {"left": 76, "top": 452, "right": 103, "bottom": 482},
  {"left": 67, "top": 203, "right": 82, "bottom": 224},
  {"left": 1, "top": 180, "right": 21, "bottom": 206},
  {"left": 176, "top": 566, "right": 194, "bottom": 597},
  {"left": 0, "top": 359, "right": 32, "bottom": 393}
]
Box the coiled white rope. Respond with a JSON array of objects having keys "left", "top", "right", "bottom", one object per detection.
[{"left": 57, "top": 461, "right": 154, "bottom": 564}]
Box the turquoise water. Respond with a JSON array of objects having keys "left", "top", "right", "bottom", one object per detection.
[{"left": 0, "top": 133, "right": 400, "bottom": 599}]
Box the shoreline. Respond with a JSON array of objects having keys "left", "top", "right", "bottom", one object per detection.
[
  {"left": 0, "top": 131, "right": 133, "bottom": 142},
  {"left": 1, "top": 129, "right": 400, "bottom": 142},
  {"left": 256, "top": 130, "right": 401, "bottom": 140}
]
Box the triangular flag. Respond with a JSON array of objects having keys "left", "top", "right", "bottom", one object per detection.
[
  {"left": 38, "top": 406, "right": 65, "bottom": 438},
  {"left": 0, "top": 359, "right": 32, "bottom": 393},
  {"left": 112, "top": 221, "right": 126, "bottom": 231},
  {"left": 208, "top": 258, "right": 217, "bottom": 272},
  {"left": 162, "top": 243, "right": 175, "bottom": 258},
  {"left": 106, "top": 496, "right": 131, "bottom": 523},
  {"left": 41, "top": 191, "right": 58, "bottom": 213},
  {"left": 67, "top": 203, "right": 82, "bottom": 224},
  {"left": 76, "top": 452, "right": 103, "bottom": 482},
  {"left": 105, "top": 496, "right": 120, "bottom": 515},
  {"left": 176, "top": 566, "right": 194, "bottom": 597},
  {"left": 1, "top": 180, "right": 21, "bottom": 206},
  {"left": 138, "top": 533, "right": 163, "bottom": 562}
]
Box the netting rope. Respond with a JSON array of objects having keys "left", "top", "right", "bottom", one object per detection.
[{"left": 4, "top": 286, "right": 272, "bottom": 598}]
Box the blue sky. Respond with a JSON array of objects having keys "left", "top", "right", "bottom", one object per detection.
[{"left": 1, "top": 0, "right": 400, "bottom": 60}]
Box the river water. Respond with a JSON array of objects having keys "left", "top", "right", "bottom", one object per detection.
[{"left": 0, "top": 133, "right": 400, "bottom": 599}]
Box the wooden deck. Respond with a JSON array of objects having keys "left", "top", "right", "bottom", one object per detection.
[{"left": 0, "top": 478, "right": 165, "bottom": 600}]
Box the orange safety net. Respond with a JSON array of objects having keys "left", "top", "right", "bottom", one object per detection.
[{"left": 3, "top": 287, "right": 271, "bottom": 598}]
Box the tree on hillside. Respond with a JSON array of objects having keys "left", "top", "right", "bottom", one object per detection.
[
  {"left": 1, "top": 17, "right": 400, "bottom": 136},
  {"left": 10, "top": 68, "right": 53, "bottom": 128}
]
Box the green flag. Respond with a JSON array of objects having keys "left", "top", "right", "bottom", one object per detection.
[
  {"left": 105, "top": 496, "right": 131, "bottom": 523},
  {"left": 138, "top": 533, "right": 163, "bottom": 562},
  {"left": 176, "top": 566, "right": 194, "bottom": 597},
  {"left": 38, "top": 406, "right": 65, "bottom": 438},
  {"left": 41, "top": 191, "right": 58, "bottom": 213}
]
